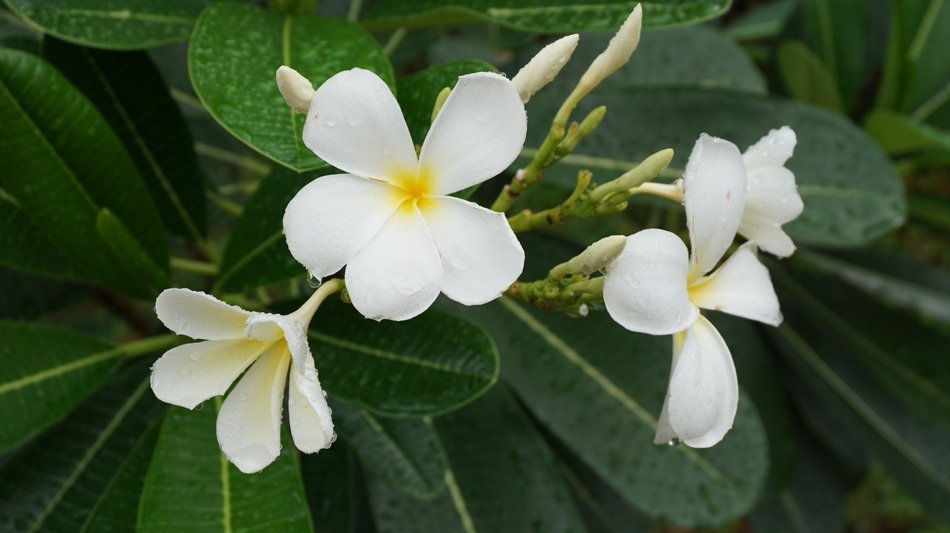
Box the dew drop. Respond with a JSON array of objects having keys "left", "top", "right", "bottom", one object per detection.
[
  {"left": 189, "top": 352, "right": 201, "bottom": 361},
  {"left": 178, "top": 367, "right": 192, "bottom": 377},
  {"left": 238, "top": 393, "right": 248, "bottom": 401},
  {"left": 325, "top": 116, "right": 338, "bottom": 127},
  {"left": 307, "top": 272, "right": 322, "bottom": 289}
]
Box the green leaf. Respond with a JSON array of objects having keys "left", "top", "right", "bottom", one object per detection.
[
  {"left": 189, "top": 2, "right": 394, "bottom": 171},
  {"left": 368, "top": 386, "right": 586, "bottom": 532},
  {"left": 0, "top": 49, "right": 168, "bottom": 297},
  {"left": 0, "top": 267, "right": 81, "bottom": 319},
  {"left": 0, "top": 194, "right": 79, "bottom": 281},
  {"left": 362, "top": 0, "right": 733, "bottom": 32},
  {"left": 864, "top": 109, "right": 950, "bottom": 155},
  {"left": 311, "top": 300, "right": 498, "bottom": 416},
  {"left": 300, "top": 443, "right": 355, "bottom": 532},
  {"left": 0, "top": 363, "right": 164, "bottom": 531},
  {"left": 528, "top": 88, "right": 906, "bottom": 247},
  {"left": 334, "top": 401, "right": 447, "bottom": 499},
  {"left": 0, "top": 321, "right": 122, "bottom": 452},
  {"left": 455, "top": 299, "right": 769, "bottom": 526},
  {"left": 776, "top": 40, "right": 845, "bottom": 113},
  {"left": 796, "top": 248, "right": 950, "bottom": 327},
  {"left": 3, "top": 0, "right": 206, "bottom": 49},
  {"left": 43, "top": 37, "right": 207, "bottom": 242},
  {"left": 138, "top": 405, "right": 313, "bottom": 533},
  {"left": 97, "top": 209, "right": 169, "bottom": 299},
  {"left": 772, "top": 268, "right": 950, "bottom": 522},
  {"left": 877, "top": 0, "right": 950, "bottom": 128},
  {"left": 725, "top": 0, "right": 796, "bottom": 41},
  {"left": 775, "top": 262, "right": 950, "bottom": 428},
  {"left": 217, "top": 167, "right": 328, "bottom": 293},
  {"left": 396, "top": 60, "right": 497, "bottom": 145}
]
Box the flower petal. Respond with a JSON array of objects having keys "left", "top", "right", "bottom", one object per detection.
[
  {"left": 418, "top": 72, "right": 527, "bottom": 195},
  {"left": 345, "top": 206, "right": 443, "bottom": 321},
  {"left": 283, "top": 174, "right": 401, "bottom": 280},
  {"left": 303, "top": 68, "right": 417, "bottom": 180},
  {"left": 245, "top": 312, "right": 312, "bottom": 374},
  {"left": 654, "top": 316, "right": 738, "bottom": 448},
  {"left": 603, "top": 229, "right": 698, "bottom": 335},
  {"left": 422, "top": 197, "right": 524, "bottom": 305},
  {"left": 288, "top": 355, "right": 334, "bottom": 453},
  {"left": 216, "top": 343, "right": 290, "bottom": 474},
  {"left": 742, "top": 126, "right": 796, "bottom": 170},
  {"left": 155, "top": 289, "right": 250, "bottom": 340},
  {"left": 683, "top": 134, "right": 747, "bottom": 279},
  {"left": 739, "top": 166, "right": 803, "bottom": 258},
  {"left": 690, "top": 242, "right": 782, "bottom": 326},
  {"left": 150, "top": 339, "right": 266, "bottom": 409}
]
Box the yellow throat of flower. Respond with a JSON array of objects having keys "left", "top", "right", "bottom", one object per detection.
[{"left": 391, "top": 167, "right": 435, "bottom": 213}]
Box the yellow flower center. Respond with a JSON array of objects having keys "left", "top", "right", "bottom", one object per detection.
[{"left": 391, "top": 167, "right": 435, "bottom": 213}]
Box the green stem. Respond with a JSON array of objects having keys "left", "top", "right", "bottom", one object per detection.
[
  {"left": 170, "top": 256, "right": 219, "bottom": 276},
  {"left": 120, "top": 333, "right": 185, "bottom": 358},
  {"left": 347, "top": 0, "right": 363, "bottom": 21},
  {"left": 207, "top": 190, "right": 243, "bottom": 217},
  {"left": 195, "top": 143, "right": 271, "bottom": 176},
  {"left": 383, "top": 28, "right": 408, "bottom": 57}
]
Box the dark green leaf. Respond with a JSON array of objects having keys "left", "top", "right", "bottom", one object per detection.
[
  {"left": 3, "top": 0, "right": 206, "bottom": 49},
  {"left": 97, "top": 209, "right": 169, "bottom": 299},
  {"left": 138, "top": 406, "right": 313, "bottom": 532},
  {"left": 368, "top": 386, "right": 586, "bottom": 532},
  {"left": 300, "top": 443, "right": 355, "bottom": 533},
  {"left": 334, "top": 401, "right": 447, "bottom": 499},
  {"left": 0, "top": 194, "right": 78, "bottom": 281},
  {"left": 0, "top": 49, "right": 168, "bottom": 297},
  {"left": 43, "top": 37, "right": 207, "bottom": 242},
  {"left": 772, "top": 268, "right": 950, "bottom": 522},
  {"left": 217, "top": 167, "right": 328, "bottom": 293},
  {"left": 528, "top": 88, "right": 906, "bottom": 247},
  {"left": 0, "top": 363, "right": 163, "bottom": 531},
  {"left": 0, "top": 267, "right": 81, "bottom": 319},
  {"left": 725, "top": 0, "right": 796, "bottom": 41},
  {"left": 0, "top": 321, "right": 121, "bottom": 452},
  {"left": 864, "top": 109, "right": 950, "bottom": 155},
  {"left": 455, "top": 299, "right": 769, "bottom": 526},
  {"left": 311, "top": 300, "right": 498, "bottom": 416},
  {"left": 189, "top": 2, "right": 394, "bottom": 171},
  {"left": 362, "top": 0, "right": 732, "bottom": 32},
  {"left": 396, "top": 60, "right": 497, "bottom": 145},
  {"left": 777, "top": 40, "right": 845, "bottom": 113}
]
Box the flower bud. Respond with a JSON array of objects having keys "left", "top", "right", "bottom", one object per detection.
[
  {"left": 511, "top": 34, "right": 580, "bottom": 103},
  {"left": 575, "top": 4, "right": 642, "bottom": 98},
  {"left": 276, "top": 65, "right": 315, "bottom": 113},
  {"left": 589, "top": 148, "right": 674, "bottom": 202},
  {"left": 550, "top": 235, "right": 628, "bottom": 278}
]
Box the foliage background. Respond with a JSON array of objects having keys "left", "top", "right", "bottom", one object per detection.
[{"left": 0, "top": 0, "right": 947, "bottom": 531}]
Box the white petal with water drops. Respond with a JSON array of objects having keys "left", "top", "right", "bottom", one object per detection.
[
  {"left": 423, "top": 197, "right": 524, "bottom": 305},
  {"left": 155, "top": 289, "right": 249, "bottom": 340},
  {"left": 690, "top": 243, "right": 782, "bottom": 326},
  {"left": 150, "top": 339, "right": 266, "bottom": 409},
  {"left": 288, "top": 356, "right": 334, "bottom": 453}
]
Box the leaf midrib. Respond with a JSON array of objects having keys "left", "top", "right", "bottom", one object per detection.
[{"left": 0, "top": 345, "right": 122, "bottom": 396}]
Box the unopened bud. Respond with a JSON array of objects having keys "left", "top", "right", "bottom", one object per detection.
[
  {"left": 590, "top": 148, "right": 673, "bottom": 202},
  {"left": 431, "top": 86, "right": 452, "bottom": 123},
  {"left": 550, "top": 235, "right": 627, "bottom": 278},
  {"left": 276, "top": 65, "right": 315, "bottom": 113},
  {"left": 511, "top": 34, "right": 580, "bottom": 103},
  {"left": 576, "top": 4, "right": 642, "bottom": 97}
]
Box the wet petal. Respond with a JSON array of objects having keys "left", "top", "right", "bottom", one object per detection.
[
  {"left": 603, "top": 229, "right": 698, "bottom": 335},
  {"left": 216, "top": 343, "right": 290, "bottom": 474},
  {"left": 419, "top": 72, "right": 527, "bottom": 195},
  {"left": 742, "top": 126, "right": 796, "bottom": 170},
  {"left": 690, "top": 243, "right": 782, "bottom": 326},
  {"left": 423, "top": 197, "right": 524, "bottom": 305},
  {"left": 346, "top": 205, "right": 443, "bottom": 321},
  {"left": 283, "top": 173, "right": 402, "bottom": 280},
  {"left": 656, "top": 316, "right": 738, "bottom": 448},
  {"left": 288, "top": 355, "right": 334, "bottom": 453},
  {"left": 245, "top": 312, "right": 312, "bottom": 373},
  {"left": 683, "top": 134, "right": 747, "bottom": 279},
  {"left": 303, "top": 68, "right": 417, "bottom": 180},
  {"left": 150, "top": 339, "right": 267, "bottom": 409},
  {"left": 155, "top": 289, "right": 250, "bottom": 340},
  {"left": 739, "top": 166, "right": 803, "bottom": 258}
]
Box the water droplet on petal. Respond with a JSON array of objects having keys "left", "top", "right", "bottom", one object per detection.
[
  {"left": 307, "top": 272, "right": 322, "bottom": 289},
  {"left": 178, "top": 367, "right": 192, "bottom": 377},
  {"left": 238, "top": 393, "right": 248, "bottom": 401}
]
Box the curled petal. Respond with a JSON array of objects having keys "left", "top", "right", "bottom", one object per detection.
[
  {"left": 345, "top": 206, "right": 443, "bottom": 321},
  {"left": 419, "top": 72, "right": 527, "bottom": 195},
  {"left": 216, "top": 343, "right": 290, "bottom": 474},
  {"left": 303, "top": 68, "right": 417, "bottom": 181},
  {"left": 603, "top": 229, "right": 698, "bottom": 335},
  {"left": 245, "top": 312, "right": 312, "bottom": 374},
  {"left": 690, "top": 243, "right": 782, "bottom": 326},
  {"left": 150, "top": 339, "right": 266, "bottom": 409},
  {"left": 283, "top": 174, "right": 401, "bottom": 280},
  {"left": 653, "top": 316, "right": 738, "bottom": 448},
  {"left": 683, "top": 134, "right": 747, "bottom": 279},
  {"left": 288, "top": 355, "right": 334, "bottom": 453},
  {"left": 423, "top": 197, "right": 524, "bottom": 305},
  {"left": 742, "top": 126, "right": 796, "bottom": 170},
  {"left": 155, "top": 289, "right": 249, "bottom": 340},
  {"left": 740, "top": 166, "right": 803, "bottom": 258}
]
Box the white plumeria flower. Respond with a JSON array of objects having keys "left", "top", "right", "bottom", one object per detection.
[
  {"left": 603, "top": 134, "right": 782, "bottom": 448},
  {"left": 738, "top": 126, "right": 803, "bottom": 258},
  {"left": 283, "top": 68, "right": 527, "bottom": 321},
  {"left": 151, "top": 283, "right": 339, "bottom": 473}
]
